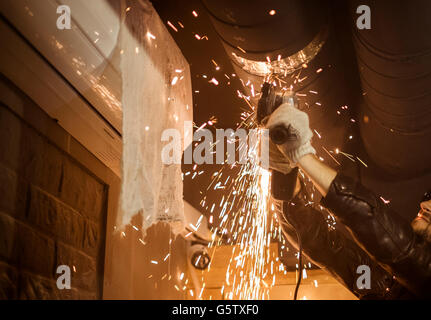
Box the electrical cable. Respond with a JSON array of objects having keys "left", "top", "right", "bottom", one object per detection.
[
  {"left": 278, "top": 200, "right": 303, "bottom": 300},
  {"left": 293, "top": 228, "right": 303, "bottom": 300}
]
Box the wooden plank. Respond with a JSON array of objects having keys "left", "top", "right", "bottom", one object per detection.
[{"left": 187, "top": 243, "right": 357, "bottom": 300}]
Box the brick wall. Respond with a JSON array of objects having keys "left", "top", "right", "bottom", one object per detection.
[{"left": 0, "top": 74, "right": 108, "bottom": 299}]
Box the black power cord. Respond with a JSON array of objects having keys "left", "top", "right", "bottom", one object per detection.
[
  {"left": 293, "top": 229, "right": 303, "bottom": 300},
  {"left": 278, "top": 204, "right": 304, "bottom": 300},
  {"left": 271, "top": 169, "right": 304, "bottom": 300}
]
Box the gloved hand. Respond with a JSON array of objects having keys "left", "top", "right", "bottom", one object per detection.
[
  {"left": 268, "top": 138, "right": 295, "bottom": 174},
  {"left": 266, "top": 102, "right": 316, "bottom": 166}
]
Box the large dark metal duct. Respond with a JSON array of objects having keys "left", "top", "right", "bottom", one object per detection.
[
  {"left": 202, "top": 0, "right": 352, "bottom": 158},
  {"left": 201, "top": 0, "right": 325, "bottom": 61},
  {"left": 350, "top": 0, "right": 431, "bottom": 177}
]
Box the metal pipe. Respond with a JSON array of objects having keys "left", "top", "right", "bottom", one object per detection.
[{"left": 351, "top": 0, "right": 431, "bottom": 176}]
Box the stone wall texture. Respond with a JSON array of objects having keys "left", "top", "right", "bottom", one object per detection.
[{"left": 0, "top": 74, "right": 107, "bottom": 299}]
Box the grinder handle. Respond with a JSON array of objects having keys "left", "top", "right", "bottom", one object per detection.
[{"left": 269, "top": 124, "right": 297, "bottom": 145}]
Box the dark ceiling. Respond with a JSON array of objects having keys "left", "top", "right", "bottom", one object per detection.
[{"left": 152, "top": 0, "right": 250, "bottom": 130}]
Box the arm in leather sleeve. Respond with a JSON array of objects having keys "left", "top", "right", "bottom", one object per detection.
[
  {"left": 321, "top": 173, "right": 431, "bottom": 298},
  {"left": 281, "top": 183, "right": 416, "bottom": 299}
]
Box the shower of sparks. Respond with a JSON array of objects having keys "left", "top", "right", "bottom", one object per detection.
[
  {"left": 192, "top": 101, "right": 286, "bottom": 300},
  {"left": 205, "top": 130, "right": 276, "bottom": 299}
]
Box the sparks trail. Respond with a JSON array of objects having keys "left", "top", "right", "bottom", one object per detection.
[{"left": 195, "top": 100, "right": 285, "bottom": 299}]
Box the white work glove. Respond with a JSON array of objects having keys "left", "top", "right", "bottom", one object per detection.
[
  {"left": 268, "top": 138, "right": 294, "bottom": 174},
  {"left": 266, "top": 102, "right": 316, "bottom": 167}
]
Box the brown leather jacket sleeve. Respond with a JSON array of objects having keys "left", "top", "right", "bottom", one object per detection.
[
  {"left": 321, "top": 173, "right": 431, "bottom": 298},
  {"left": 281, "top": 184, "right": 415, "bottom": 299}
]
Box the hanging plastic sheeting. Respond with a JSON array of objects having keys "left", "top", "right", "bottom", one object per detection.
[{"left": 117, "top": 0, "right": 193, "bottom": 237}]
